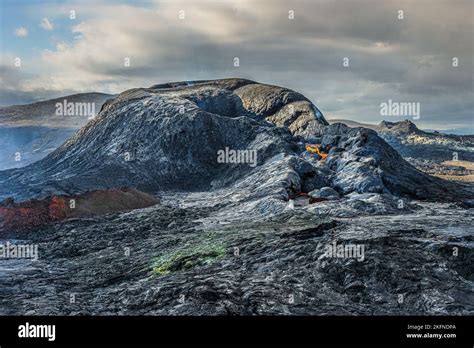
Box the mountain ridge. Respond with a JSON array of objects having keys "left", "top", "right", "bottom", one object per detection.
[{"left": 0, "top": 78, "right": 471, "bottom": 206}]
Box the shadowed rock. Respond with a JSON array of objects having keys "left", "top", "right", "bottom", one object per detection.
[{"left": 0, "top": 78, "right": 471, "bottom": 206}]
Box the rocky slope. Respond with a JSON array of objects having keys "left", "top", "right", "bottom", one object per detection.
[
  {"left": 0, "top": 188, "right": 158, "bottom": 232},
  {"left": 0, "top": 92, "right": 113, "bottom": 128},
  {"left": 0, "top": 92, "right": 113, "bottom": 170},
  {"left": 329, "top": 119, "right": 474, "bottom": 183},
  {"left": 329, "top": 119, "right": 474, "bottom": 163},
  {"left": 0, "top": 79, "right": 472, "bottom": 316},
  {"left": 377, "top": 120, "right": 474, "bottom": 163},
  {"left": 0, "top": 126, "right": 77, "bottom": 170},
  {"left": 0, "top": 79, "right": 471, "bottom": 205},
  {"left": 0, "top": 195, "right": 472, "bottom": 315}
]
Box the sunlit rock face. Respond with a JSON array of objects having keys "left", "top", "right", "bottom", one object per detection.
[
  {"left": 0, "top": 79, "right": 472, "bottom": 316},
  {"left": 0, "top": 79, "right": 471, "bottom": 208}
]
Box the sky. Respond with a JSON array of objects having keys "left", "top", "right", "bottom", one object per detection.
[{"left": 0, "top": 0, "right": 473, "bottom": 129}]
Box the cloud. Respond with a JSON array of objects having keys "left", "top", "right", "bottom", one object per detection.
[
  {"left": 4, "top": 0, "right": 473, "bottom": 128},
  {"left": 40, "top": 17, "right": 54, "bottom": 31},
  {"left": 0, "top": 57, "right": 77, "bottom": 105},
  {"left": 14, "top": 27, "right": 28, "bottom": 37}
]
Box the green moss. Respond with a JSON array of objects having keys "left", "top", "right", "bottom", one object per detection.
[{"left": 152, "top": 242, "right": 226, "bottom": 275}]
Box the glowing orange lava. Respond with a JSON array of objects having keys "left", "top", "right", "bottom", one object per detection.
[{"left": 305, "top": 144, "right": 328, "bottom": 160}]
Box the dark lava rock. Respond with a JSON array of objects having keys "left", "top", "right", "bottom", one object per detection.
[
  {"left": 321, "top": 123, "right": 473, "bottom": 201},
  {"left": 0, "top": 80, "right": 472, "bottom": 317},
  {"left": 309, "top": 187, "right": 340, "bottom": 200},
  {"left": 377, "top": 120, "right": 474, "bottom": 163},
  {"left": 0, "top": 79, "right": 470, "bottom": 206}
]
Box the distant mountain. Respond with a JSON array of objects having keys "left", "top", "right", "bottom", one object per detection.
[
  {"left": 327, "top": 119, "right": 379, "bottom": 131},
  {"left": 0, "top": 92, "right": 114, "bottom": 128},
  {"left": 329, "top": 118, "right": 473, "bottom": 136},
  {"left": 329, "top": 119, "right": 474, "bottom": 163},
  {"left": 425, "top": 128, "right": 474, "bottom": 136},
  {"left": 0, "top": 92, "right": 114, "bottom": 170}
]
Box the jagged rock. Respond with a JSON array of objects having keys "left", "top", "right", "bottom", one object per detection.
[
  {"left": 309, "top": 187, "right": 340, "bottom": 200},
  {"left": 320, "top": 123, "right": 473, "bottom": 201},
  {"left": 329, "top": 119, "right": 474, "bottom": 164},
  {"left": 378, "top": 120, "right": 421, "bottom": 135},
  {"left": 0, "top": 79, "right": 473, "bottom": 317},
  {"left": 377, "top": 120, "right": 474, "bottom": 163},
  {"left": 1, "top": 200, "right": 472, "bottom": 315},
  {"left": 0, "top": 78, "right": 471, "bottom": 207}
]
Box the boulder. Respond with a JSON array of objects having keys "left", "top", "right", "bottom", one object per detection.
[{"left": 309, "top": 187, "right": 340, "bottom": 200}]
